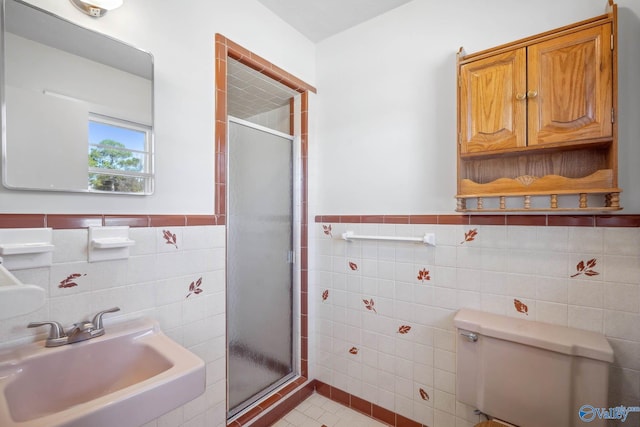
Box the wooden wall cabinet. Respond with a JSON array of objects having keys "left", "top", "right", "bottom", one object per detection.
[{"left": 456, "top": 1, "right": 620, "bottom": 212}]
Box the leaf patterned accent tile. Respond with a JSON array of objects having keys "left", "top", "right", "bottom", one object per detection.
[
  {"left": 514, "top": 298, "right": 529, "bottom": 315},
  {"left": 322, "top": 224, "right": 332, "bottom": 237},
  {"left": 363, "top": 298, "right": 377, "bottom": 314},
  {"left": 417, "top": 268, "right": 431, "bottom": 282},
  {"left": 398, "top": 325, "right": 412, "bottom": 334},
  {"left": 349, "top": 347, "right": 359, "bottom": 355},
  {"left": 59, "top": 273, "right": 86, "bottom": 289},
  {"left": 186, "top": 277, "right": 203, "bottom": 298},
  {"left": 571, "top": 258, "right": 600, "bottom": 278},
  {"left": 461, "top": 228, "right": 478, "bottom": 244},
  {"left": 348, "top": 261, "right": 358, "bottom": 271},
  {"left": 322, "top": 289, "right": 329, "bottom": 302},
  {"left": 162, "top": 229, "right": 178, "bottom": 249}
]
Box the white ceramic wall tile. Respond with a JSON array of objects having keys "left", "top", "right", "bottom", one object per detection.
[
  {"left": 434, "top": 287, "right": 457, "bottom": 310},
  {"left": 506, "top": 226, "right": 537, "bottom": 250},
  {"left": 126, "top": 254, "right": 158, "bottom": 285},
  {"left": 434, "top": 368, "right": 456, "bottom": 394},
  {"left": 474, "top": 226, "right": 507, "bottom": 249},
  {"left": 183, "top": 226, "right": 224, "bottom": 251},
  {"left": 395, "top": 262, "right": 416, "bottom": 283},
  {"left": 605, "top": 310, "right": 640, "bottom": 341},
  {"left": 456, "top": 290, "right": 481, "bottom": 311},
  {"left": 434, "top": 408, "right": 456, "bottom": 427},
  {"left": 435, "top": 246, "right": 457, "bottom": 268},
  {"left": 414, "top": 402, "right": 434, "bottom": 426},
  {"left": 52, "top": 229, "right": 88, "bottom": 263},
  {"left": 128, "top": 227, "right": 157, "bottom": 256},
  {"left": 156, "top": 251, "right": 190, "bottom": 279},
  {"left": 568, "top": 227, "right": 604, "bottom": 254},
  {"left": 568, "top": 305, "right": 604, "bottom": 333},
  {"left": 48, "top": 262, "right": 91, "bottom": 296},
  {"left": 536, "top": 227, "right": 570, "bottom": 252},
  {"left": 90, "top": 259, "right": 129, "bottom": 290},
  {"left": 156, "top": 227, "right": 183, "bottom": 253},
  {"left": 312, "top": 224, "right": 640, "bottom": 426},
  {"left": 568, "top": 279, "right": 603, "bottom": 308},
  {"left": 535, "top": 277, "right": 568, "bottom": 303},
  {"left": 605, "top": 282, "right": 640, "bottom": 313},
  {"left": 534, "top": 301, "right": 568, "bottom": 326},
  {"left": 48, "top": 292, "right": 94, "bottom": 326},
  {"left": 507, "top": 249, "right": 568, "bottom": 277},
  {"left": 603, "top": 255, "right": 640, "bottom": 284},
  {"left": 0, "top": 225, "right": 225, "bottom": 426},
  {"left": 604, "top": 228, "right": 640, "bottom": 256},
  {"left": 0, "top": 301, "right": 50, "bottom": 348},
  {"left": 502, "top": 273, "right": 537, "bottom": 299}
]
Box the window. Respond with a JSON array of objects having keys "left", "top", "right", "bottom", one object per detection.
[{"left": 88, "top": 114, "right": 153, "bottom": 194}]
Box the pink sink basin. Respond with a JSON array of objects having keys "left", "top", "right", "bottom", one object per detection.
[{"left": 0, "top": 317, "right": 205, "bottom": 427}]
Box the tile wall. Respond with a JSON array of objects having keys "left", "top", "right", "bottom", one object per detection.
[
  {"left": 0, "top": 224, "right": 227, "bottom": 427},
  {"left": 311, "top": 218, "right": 640, "bottom": 427}
]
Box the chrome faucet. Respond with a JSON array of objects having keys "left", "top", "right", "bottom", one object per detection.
[{"left": 28, "top": 307, "right": 120, "bottom": 347}]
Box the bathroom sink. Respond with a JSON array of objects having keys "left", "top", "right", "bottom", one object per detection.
[{"left": 0, "top": 317, "right": 205, "bottom": 427}]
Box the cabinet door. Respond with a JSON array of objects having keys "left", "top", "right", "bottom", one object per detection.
[
  {"left": 528, "top": 24, "right": 613, "bottom": 146},
  {"left": 459, "top": 48, "right": 526, "bottom": 154}
]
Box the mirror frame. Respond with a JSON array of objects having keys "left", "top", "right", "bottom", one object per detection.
[{"left": 0, "top": 0, "right": 155, "bottom": 194}]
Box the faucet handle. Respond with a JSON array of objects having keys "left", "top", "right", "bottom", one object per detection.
[
  {"left": 28, "top": 321, "right": 68, "bottom": 346},
  {"left": 91, "top": 307, "right": 120, "bottom": 330}
]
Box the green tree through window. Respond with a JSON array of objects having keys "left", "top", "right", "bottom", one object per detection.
[
  {"left": 88, "top": 139, "right": 144, "bottom": 192},
  {"left": 87, "top": 114, "right": 151, "bottom": 194}
]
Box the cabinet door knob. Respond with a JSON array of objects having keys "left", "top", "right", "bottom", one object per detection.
[
  {"left": 527, "top": 90, "right": 538, "bottom": 98},
  {"left": 515, "top": 93, "right": 527, "bottom": 100}
]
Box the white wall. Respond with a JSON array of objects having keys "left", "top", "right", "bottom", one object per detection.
[
  {"left": 1, "top": 0, "right": 316, "bottom": 214},
  {"left": 314, "top": 0, "right": 640, "bottom": 214}
]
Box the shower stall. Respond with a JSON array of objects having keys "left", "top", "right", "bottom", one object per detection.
[{"left": 226, "top": 117, "right": 296, "bottom": 418}]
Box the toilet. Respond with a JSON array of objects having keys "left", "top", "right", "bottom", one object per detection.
[{"left": 453, "top": 308, "right": 614, "bottom": 427}]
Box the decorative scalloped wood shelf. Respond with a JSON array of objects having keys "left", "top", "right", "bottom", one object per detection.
[
  {"left": 456, "top": 170, "right": 621, "bottom": 212},
  {"left": 459, "top": 170, "right": 616, "bottom": 195}
]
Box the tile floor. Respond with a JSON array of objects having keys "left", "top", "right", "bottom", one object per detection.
[{"left": 272, "top": 393, "right": 388, "bottom": 427}]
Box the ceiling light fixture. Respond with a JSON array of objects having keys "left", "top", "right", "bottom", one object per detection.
[{"left": 69, "top": 0, "right": 123, "bottom": 18}]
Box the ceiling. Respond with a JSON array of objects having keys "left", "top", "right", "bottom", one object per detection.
[
  {"left": 256, "top": 0, "right": 413, "bottom": 43},
  {"left": 229, "top": 1, "right": 414, "bottom": 120},
  {"left": 227, "top": 57, "right": 298, "bottom": 119}
]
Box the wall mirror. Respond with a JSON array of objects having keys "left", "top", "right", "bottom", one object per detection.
[{"left": 0, "top": 0, "right": 154, "bottom": 194}]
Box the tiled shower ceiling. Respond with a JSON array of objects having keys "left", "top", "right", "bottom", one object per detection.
[{"left": 227, "top": 58, "right": 299, "bottom": 120}]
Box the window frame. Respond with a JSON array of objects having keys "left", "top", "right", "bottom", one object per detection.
[{"left": 87, "top": 113, "right": 154, "bottom": 195}]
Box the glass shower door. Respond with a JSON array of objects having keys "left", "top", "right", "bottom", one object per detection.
[{"left": 227, "top": 118, "right": 294, "bottom": 417}]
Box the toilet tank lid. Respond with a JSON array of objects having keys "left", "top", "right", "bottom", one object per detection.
[{"left": 453, "top": 308, "right": 614, "bottom": 363}]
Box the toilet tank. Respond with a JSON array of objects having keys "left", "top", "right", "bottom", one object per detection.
[{"left": 454, "top": 308, "right": 614, "bottom": 427}]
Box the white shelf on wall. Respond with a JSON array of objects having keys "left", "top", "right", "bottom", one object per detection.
[
  {"left": 0, "top": 242, "right": 55, "bottom": 255},
  {"left": 91, "top": 237, "right": 136, "bottom": 249},
  {"left": 88, "top": 226, "right": 136, "bottom": 262},
  {"left": 0, "top": 228, "right": 54, "bottom": 269}
]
